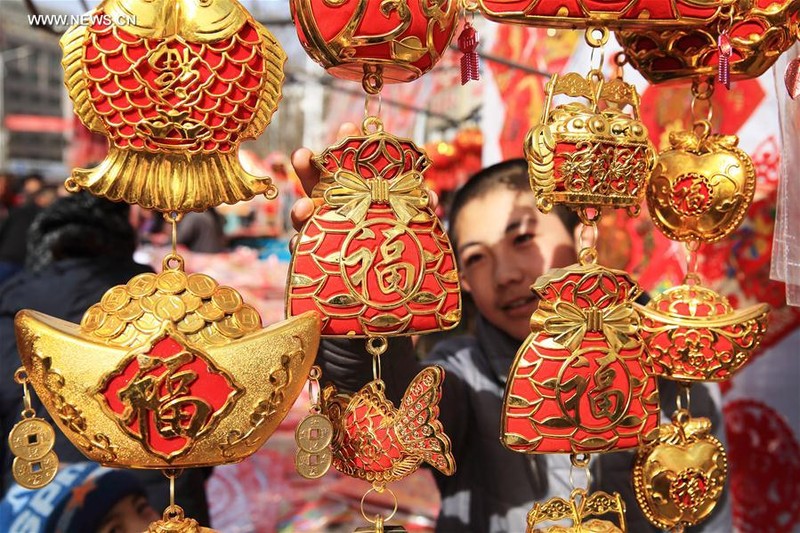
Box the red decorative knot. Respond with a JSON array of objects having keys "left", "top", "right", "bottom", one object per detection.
[
  {"left": 717, "top": 30, "right": 732, "bottom": 90},
  {"left": 458, "top": 22, "right": 479, "bottom": 85}
]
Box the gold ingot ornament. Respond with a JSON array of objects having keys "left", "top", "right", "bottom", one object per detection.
[
  {"left": 633, "top": 411, "right": 728, "bottom": 530},
  {"left": 14, "top": 256, "right": 321, "bottom": 469},
  {"left": 636, "top": 283, "right": 769, "bottom": 382},
  {"left": 647, "top": 120, "right": 756, "bottom": 243},
  {"left": 61, "top": 0, "right": 286, "bottom": 212},
  {"left": 526, "top": 70, "right": 656, "bottom": 224}
]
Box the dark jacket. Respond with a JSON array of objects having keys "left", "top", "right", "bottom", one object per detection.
[
  {"left": 320, "top": 317, "right": 731, "bottom": 533},
  {"left": 0, "top": 257, "right": 213, "bottom": 524}
]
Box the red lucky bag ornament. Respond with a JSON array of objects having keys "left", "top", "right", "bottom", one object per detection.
[
  {"left": 61, "top": 0, "right": 286, "bottom": 212},
  {"left": 290, "top": 0, "right": 458, "bottom": 90},
  {"left": 502, "top": 247, "right": 660, "bottom": 455},
  {"left": 286, "top": 116, "right": 461, "bottom": 338}
]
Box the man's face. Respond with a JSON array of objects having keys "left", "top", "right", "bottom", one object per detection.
[{"left": 454, "top": 188, "right": 577, "bottom": 341}]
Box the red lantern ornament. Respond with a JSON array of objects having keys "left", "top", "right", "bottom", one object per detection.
[
  {"left": 617, "top": 0, "right": 800, "bottom": 84},
  {"left": 476, "top": 0, "right": 734, "bottom": 29},
  {"left": 502, "top": 256, "right": 660, "bottom": 454},
  {"left": 287, "top": 117, "right": 461, "bottom": 337},
  {"left": 290, "top": 0, "right": 458, "bottom": 90}
]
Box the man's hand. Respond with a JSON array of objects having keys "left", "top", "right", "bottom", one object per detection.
[{"left": 288, "top": 123, "right": 439, "bottom": 249}]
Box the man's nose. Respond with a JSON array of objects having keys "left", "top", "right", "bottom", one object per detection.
[{"left": 493, "top": 257, "right": 524, "bottom": 287}]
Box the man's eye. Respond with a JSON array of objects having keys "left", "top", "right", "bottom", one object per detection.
[
  {"left": 463, "top": 254, "right": 484, "bottom": 267},
  {"left": 514, "top": 233, "right": 534, "bottom": 245}
]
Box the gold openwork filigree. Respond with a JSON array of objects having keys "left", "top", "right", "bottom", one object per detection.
[
  {"left": 617, "top": 0, "right": 800, "bottom": 83},
  {"left": 636, "top": 284, "right": 769, "bottom": 382},
  {"left": 321, "top": 366, "right": 455, "bottom": 486},
  {"left": 527, "top": 488, "right": 626, "bottom": 533},
  {"left": 477, "top": 0, "right": 734, "bottom": 30}
]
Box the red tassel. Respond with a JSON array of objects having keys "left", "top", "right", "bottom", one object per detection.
[
  {"left": 458, "top": 22, "right": 479, "bottom": 85},
  {"left": 717, "top": 30, "right": 732, "bottom": 90}
]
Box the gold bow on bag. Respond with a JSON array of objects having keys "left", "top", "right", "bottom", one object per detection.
[
  {"left": 533, "top": 300, "right": 640, "bottom": 353},
  {"left": 320, "top": 169, "right": 429, "bottom": 224}
]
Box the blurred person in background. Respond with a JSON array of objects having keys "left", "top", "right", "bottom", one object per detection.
[
  {"left": 0, "top": 462, "right": 159, "bottom": 533},
  {"left": 177, "top": 208, "right": 227, "bottom": 253},
  {"left": 0, "top": 192, "right": 213, "bottom": 525},
  {"left": 17, "top": 173, "right": 45, "bottom": 205},
  {"left": 0, "top": 172, "right": 17, "bottom": 223},
  {"left": 0, "top": 186, "right": 58, "bottom": 284}
]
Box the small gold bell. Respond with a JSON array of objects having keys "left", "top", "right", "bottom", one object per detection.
[{"left": 354, "top": 516, "right": 408, "bottom": 533}]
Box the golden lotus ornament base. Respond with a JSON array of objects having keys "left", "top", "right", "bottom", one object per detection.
[
  {"left": 14, "top": 264, "right": 321, "bottom": 468},
  {"left": 527, "top": 488, "right": 626, "bottom": 533},
  {"left": 633, "top": 411, "right": 727, "bottom": 530}
]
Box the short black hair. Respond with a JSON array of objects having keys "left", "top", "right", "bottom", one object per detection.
[
  {"left": 25, "top": 191, "right": 137, "bottom": 272},
  {"left": 446, "top": 158, "right": 580, "bottom": 245}
]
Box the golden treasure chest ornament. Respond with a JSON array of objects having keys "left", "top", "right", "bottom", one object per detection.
[
  {"left": 525, "top": 63, "right": 656, "bottom": 224},
  {"left": 61, "top": 0, "right": 287, "bottom": 212}
]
